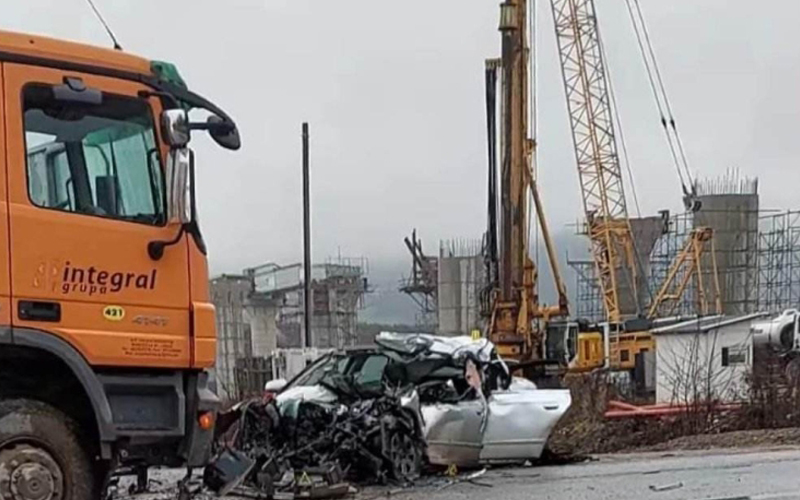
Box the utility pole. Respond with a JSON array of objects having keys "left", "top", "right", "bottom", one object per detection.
[{"left": 302, "top": 122, "right": 312, "bottom": 348}]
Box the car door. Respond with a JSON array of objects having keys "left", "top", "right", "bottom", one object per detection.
[
  {"left": 479, "top": 387, "right": 571, "bottom": 462},
  {"left": 4, "top": 62, "right": 192, "bottom": 368},
  {"left": 421, "top": 397, "right": 486, "bottom": 467}
]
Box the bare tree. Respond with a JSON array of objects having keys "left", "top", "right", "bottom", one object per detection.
[{"left": 656, "top": 327, "right": 740, "bottom": 433}]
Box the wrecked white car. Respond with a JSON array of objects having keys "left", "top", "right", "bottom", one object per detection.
[
  {"left": 272, "top": 333, "right": 571, "bottom": 468},
  {"left": 205, "top": 333, "right": 571, "bottom": 497}
]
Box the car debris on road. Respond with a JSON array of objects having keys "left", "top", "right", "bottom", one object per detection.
[{"left": 203, "top": 333, "right": 571, "bottom": 499}]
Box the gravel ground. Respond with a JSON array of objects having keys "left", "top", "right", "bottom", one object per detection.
[{"left": 638, "top": 427, "right": 800, "bottom": 452}]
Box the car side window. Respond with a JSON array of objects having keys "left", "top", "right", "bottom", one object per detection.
[{"left": 355, "top": 355, "right": 388, "bottom": 387}]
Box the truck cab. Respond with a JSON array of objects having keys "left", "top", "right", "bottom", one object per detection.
[{"left": 0, "top": 30, "right": 238, "bottom": 500}]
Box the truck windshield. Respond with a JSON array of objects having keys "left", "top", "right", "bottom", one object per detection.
[{"left": 23, "top": 84, "right": 165, "bottom": 225}]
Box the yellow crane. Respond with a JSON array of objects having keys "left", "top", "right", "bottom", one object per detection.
[
  {"left": 550, "top": 0, "right": 641, "bottom": 324},
  {"left": 548, "top": 0, "right": 721, "bottom": 372},
  {"left": 648, "top": 227, "right": 722, "bottom": 319}
]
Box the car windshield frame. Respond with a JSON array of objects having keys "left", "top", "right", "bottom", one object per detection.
[{"left": 285, "top": 351, "right": 389, "bottom": 396}]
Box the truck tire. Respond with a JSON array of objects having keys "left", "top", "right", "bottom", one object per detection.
[{"left": 0, "top": 399, "right": 94, "bottom": 500}]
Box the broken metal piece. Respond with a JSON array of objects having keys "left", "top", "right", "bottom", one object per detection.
[
  {"left": 649, "top": 481, "right": 684, "bottom": 492},
  {"left": 204, "top": 449, "right": 256, "bottom": 496}
]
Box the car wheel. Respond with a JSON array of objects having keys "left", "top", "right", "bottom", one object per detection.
[
  {"left": 386, "top": 429, "right": 422, "bottom": 481},
  {"left": 0, "top": 399, "right": 94, "bottom": 500}
]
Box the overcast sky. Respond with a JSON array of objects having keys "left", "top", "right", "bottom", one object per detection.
[{"left": 7, "top": 0, "right": 800, "bottom": 280}]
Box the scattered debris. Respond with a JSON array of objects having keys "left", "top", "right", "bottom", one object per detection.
[
  {"left": 648, "top": 481, "right": 684, "bottom": 492},
  {"left": 436, "top": 468, "right": 492, "bottom": 491}
]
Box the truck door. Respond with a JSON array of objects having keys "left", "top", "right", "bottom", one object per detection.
[{"left": 3, "top": 63, "right": 192, "bottom": 368}]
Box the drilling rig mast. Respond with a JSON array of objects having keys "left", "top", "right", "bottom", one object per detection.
[{"left": 486, "top": 0, "right": 568, "bottom": 363}]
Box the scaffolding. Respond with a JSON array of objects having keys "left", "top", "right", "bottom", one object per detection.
[
  {"left": 567, "top": 258, "right": 604, "bottom": 322},
  {"left": 210, "top": 275, "right": 256, "bottom": 401},
  {"left": 573, "top": 176, "right": 800, "bottom": 319},
  {"left": 437, "top": 239, "right": 485, "bottom": 336},
  {"left": 249, "top": 258, "right": 369, "bottom": 349},
  {"left": 757, "top": 211, "right": 800, "bottom": 313},
  {"left": 400, "top": 235, "right": 487, "bottom": 335},
  {"left": 647, "top": 207, "right": 758, "bottom": 317},
  {"left": 647, "top": 213, "right": 698, "bottom": 318},
  {"left": 210, "top": 257, "right": 369, "bottom": 401},
  {"left": 399, "top": 230, "right": 438, "bottom": 330}
]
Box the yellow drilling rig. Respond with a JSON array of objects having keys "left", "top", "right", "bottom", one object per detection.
[
  {"left": 484, "top": 0, "right": 569, "bottom": 380},
  {"left": 484, "top": 0, "right": 722, "bottom": 378}
]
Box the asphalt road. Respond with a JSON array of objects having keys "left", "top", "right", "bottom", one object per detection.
[
  {"left": 131, "top": 446, "right": 800, "bottom": 500},
  {"left": 386, "top": 447, "right": 800, "bottom": 500}
]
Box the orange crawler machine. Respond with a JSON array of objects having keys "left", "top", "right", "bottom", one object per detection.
[{"left": 0, "top": 29, "right": 239, "bottom": 499}]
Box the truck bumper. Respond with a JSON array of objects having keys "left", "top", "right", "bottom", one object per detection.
[{"left": 95, "top": 369, "right": 220, "bottom": 467}]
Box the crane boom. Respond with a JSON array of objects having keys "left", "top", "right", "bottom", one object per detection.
[
  {"left": 648, "top": 227, "right": 722, "bottom": 319},
  {"left": 549, "top": 0, "right": 640, "bottom": 322}
]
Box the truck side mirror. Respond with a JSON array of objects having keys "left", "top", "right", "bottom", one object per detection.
[
  {"left": 161, "top": 109, "right": 190, "bottom": 148},
  {"left": 207, "top": 115, "right": 241, "bottom": 151}
]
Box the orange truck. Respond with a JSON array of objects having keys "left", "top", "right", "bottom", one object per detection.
[{"left": 0, "top": 30, "right": 239, "bottom": 499}]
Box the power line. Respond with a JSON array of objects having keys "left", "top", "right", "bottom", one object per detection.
[{"left": 86, "top": 0, "right": 122, "bottom": 50}]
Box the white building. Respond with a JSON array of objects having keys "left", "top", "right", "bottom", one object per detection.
[{"left": 652, "top": 313, "right": 768, "bottom": 404}]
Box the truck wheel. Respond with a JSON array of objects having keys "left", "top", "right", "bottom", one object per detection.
[{"left": 0, "top": 400, "right": 93, "bottom": 500}]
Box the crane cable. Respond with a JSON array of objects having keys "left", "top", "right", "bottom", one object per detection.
[
  {"left": 633, "top": 0, "right": 695, "bottom": 190},
  {"left": 623, "top": 0, "right": 697, "bottom": 206}
]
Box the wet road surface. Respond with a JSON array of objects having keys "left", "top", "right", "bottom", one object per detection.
[
  {"left": 133, "top": 446, "right": 800, "bottom": 500},
  {"left": 382, "top": 447, "right": 800, "bottom": 500}
]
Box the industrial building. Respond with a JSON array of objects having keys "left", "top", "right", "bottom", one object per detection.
[
  {"left": 210, "top": 258, "right": 368, "bottom": 400},
  {"left": 652, "top": 313, "right": 769, "bottom": 404},
  {"left": 209, "top": 274, "right": 279, "bottom": 401},
  {"left": 401, "top": 235, "right": 486, "bottom": 336}
]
